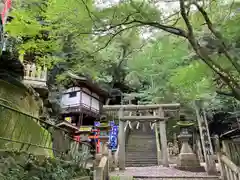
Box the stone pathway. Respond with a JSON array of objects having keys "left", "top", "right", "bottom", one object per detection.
[{"left": 110, "top": 166, "right": 219, "bottom": 178}]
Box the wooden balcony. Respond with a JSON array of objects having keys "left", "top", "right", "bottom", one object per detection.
[
  {"left": 61, "top": 102, "right": 100, "bottom": 117},
  {"left": 23, "top": 63, "right": 47, "bottom": 89}
]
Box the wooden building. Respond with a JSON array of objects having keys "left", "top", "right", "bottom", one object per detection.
[{"left": 57, "top": 73, "right": 108, "bottom": 137}]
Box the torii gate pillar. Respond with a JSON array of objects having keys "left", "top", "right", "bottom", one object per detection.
[
  {"left": 158, "top": 107, "right": 169, "bottom": 167},
  {"left": 118, "top": 109, "right": 126, "bottom": 170}
]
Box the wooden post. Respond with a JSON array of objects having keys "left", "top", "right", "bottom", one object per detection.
[
  {"left": 203, "top": 110, "right": 214, "bottom": 155},
  {"left": 94, "top": 167, "right": 103, "bottom": 180},
  {"left": 214, "top": 135, "right": 225, "bottom": 180},
  {"left": 222, "top": 140, "right": 231, "bottom": 158},
  {"left": 118, "top": 108, "right": 125, "bottom": 170},
  {"left": 196, "top": 135, "right": 204, "bottom": 163},
  {"left": 158, "top": 107, "right": 169, "bottom": 167},
  {"left": 195, "top": 100, "right": 217, "bottom": 175}
]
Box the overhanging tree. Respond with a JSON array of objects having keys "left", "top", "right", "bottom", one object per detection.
[{"left": 90, "top": 0, "right": 240, "bottom": 101}]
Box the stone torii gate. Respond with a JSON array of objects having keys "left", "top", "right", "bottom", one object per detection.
[{"left": 103, "top": 103, "right": 180, "bottom": 170}]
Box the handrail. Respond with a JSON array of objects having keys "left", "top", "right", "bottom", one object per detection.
[
  {"left": 215, "top": 136, "right": 240, "bottom": 180},
  {"left": 94, "top": 156, "right": 109, "bottom": 180},
  {"left": 155, "top": 123, "right": 161, "bottom": 165},
  {"left": 220, "top": 154, "right": 240, "bottom": 180}
]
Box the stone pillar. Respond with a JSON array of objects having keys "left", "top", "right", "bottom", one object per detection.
[
  {"left": 158, "top": 107, "right": 169, "bottom": 167},
  {"left": 159, "top": 120, "right": 169, "bottom": 167},
  {"left": 196, "top": 136, "right": 204, "bottom": 163},
  {"left": 119, "top": 119, "right": 125, "bottom": 170},
  {"left": 177, "top": 127, "right": 204, "bottom": 172}
]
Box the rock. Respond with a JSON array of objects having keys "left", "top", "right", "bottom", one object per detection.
[{"left": 0, "top": 51, "right": 24, "bottom": 80}]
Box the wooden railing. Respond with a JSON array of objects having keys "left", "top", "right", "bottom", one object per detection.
[
  {"left": 155, "top": 123, "right": 161, "bottom": 165},
  {"left": 222, "top": 140, "right": 240, "bottom": 166},
  {"left": 220, "top": 155, "right": 240, "bottom": 180},
  {"left": 94, "top": 142, "right": 110, "bottom": 180},
  {"left": 23, "top": 63, "right": 47, "bottom": 87},
  {"left": 215, "top": 136, "right": 240, "bottom": 180},
  {"left": 94, "top": 155, "right": 109, "bottom": 180}
]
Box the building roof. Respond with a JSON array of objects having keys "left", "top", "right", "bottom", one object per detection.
[{"left": 65, "top": 71, "right": 109, "bottom": 97}]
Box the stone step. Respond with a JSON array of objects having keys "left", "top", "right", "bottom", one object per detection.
[
  {"left": 127, "top": 144, "right": 156, "bottom": 146},
  {"left": 110, "top": 167, "right": 220, "bottom": 180},
  {"left": 133, "top": 177, "right": 220, "bottom": 180},
  {"left": 128, "top": 135, "right": 155, "bottom": 138},
  {"left": 126, "top": 160, "right": 158, "bottom": 163},
  {"left": 126, "top": 143, "right": 156, "bottom": 146},
  {"left": 126, "top": 148, "right": 157, "bottom": 152},
  {"left": 126, "top": 153, "right": 157, "bottom": 156},
  {"left": 127, "top": 141, "right": 156, "bottom": 143},
  {"left": 128, "top": 139, "right": 155, "bottom": 142},
  {"left": 126, "top": 146, "right": 156, "bottom": 149},
  {"left": 125, "top": 157, "right": 157, "bottom": 160},
  {"left": 126, "top": 145, "right": 156, "bottom": 148},
  {"left": 127, "top": 139, "right": 156, "bottom": 144},
  {"left": 126, "top": 160, "right": 157, "bottom": 163},
  {"left": 126, "top": 153, "right": 156, "bottom": 156},
  {"left": 113, "top": 175, "right": 220, "bottom": 180},
  {"left": 126, "top": 156, "right": 157, "bottom": 159},
  {"left": 126, "top": 147, "right": 156, "bottom": 149},
  {"left": 126, "top": 162, "right": 158, "bottom": 165},
  {"left": 126, "top": 156, "right": 158, "bottom": 159},
  {"left": 126, "top": 164, "right": 158, "bottom": 167},
  {"left": 126, "top": 155, "right": 157, "bottom": 158},
  {"left": 126, "top": 142, "right": 156, "bottom": 145},
  {"left": 126, "top": 159, "right": 158, "bottom": 162},
  {"left": 116, "top": 176, "right": 219, "bottom": 180}
]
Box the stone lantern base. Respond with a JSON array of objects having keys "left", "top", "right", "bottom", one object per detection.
[
  {"left": 176, "top": 134, "right": 204, "bottom": 172},
  {"left": 176, "top": 152, "right": 205, "bottom": 172}
]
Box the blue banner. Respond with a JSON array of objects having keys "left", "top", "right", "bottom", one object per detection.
[{"left": 109, "top": 122, "right": 118, "bottom": 151}]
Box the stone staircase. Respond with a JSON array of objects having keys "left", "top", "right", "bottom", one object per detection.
[
  {"left": 110, "top": 166, "right": 220, "bottom": 180},
  {"left": 133, "top": 178, "right": 219, "bottom": 180},
  {"left": 125, "top": 122, "right": 158, "bottom": 167}
]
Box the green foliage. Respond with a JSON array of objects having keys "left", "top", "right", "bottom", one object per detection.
[
  {"left": 6, "top": 0, "right": 93, "bottom": 68},
  {"left": 125, "top": 0, "right": 240, "bottom": 108},
  {"left": 5, "top": 0, "right": 240, "bottom": 107},
  {"left": 169, "top": 61, "right": 214, "bottom": 101},
  {"left": 0, "top": 151, "right": 90, "bottom": 180}
]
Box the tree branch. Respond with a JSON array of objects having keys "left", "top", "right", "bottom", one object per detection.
[
  {"left": 193, "top": 2, "right": 240, "bottom": 74},
  {"left": 132, "top": 19, "right": 188, "bottom": 38},
  {"left": 177, "top": 0, "right": 240, "bottom": 93},
  {"left": 179, "top": 0, "right": 193, "bottom": 38},
  {"left": 216, "top": 90, "right": 234, "bottom": 97},
  {"left": 93, "top": 24, "right": 142, "bottom": 53}
]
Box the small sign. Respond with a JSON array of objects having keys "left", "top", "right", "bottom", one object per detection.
[
  {"left": 79, "top": 126, "right": 92, "bottom": 132},
  {"left": 65, "top": 117, "right": 71, "bottom": 122},
  {"left": 94, "top": 121, "right": 100, "bottom": 127}
]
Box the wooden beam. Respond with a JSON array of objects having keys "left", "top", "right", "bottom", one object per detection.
[
  {"left": 119, "top": 116, "right": 167, "bottom": 121},
  {"left": 103, "top": 104, "right": 180, "bottom": 111}
]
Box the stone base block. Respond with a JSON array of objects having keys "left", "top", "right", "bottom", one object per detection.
[{"left": 176, "top": 153, "right": 205, "bottom": 172}]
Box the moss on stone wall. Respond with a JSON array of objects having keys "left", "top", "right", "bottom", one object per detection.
[{"left": 0, "top": 80, "right": 53, "bottom": 156}]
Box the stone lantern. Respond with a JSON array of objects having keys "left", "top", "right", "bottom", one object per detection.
[{"left": 176, "top": 114, "right": 204, "bottom": 172}]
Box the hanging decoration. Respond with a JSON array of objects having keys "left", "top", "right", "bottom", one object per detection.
[{"left": 109, "top": 121, "right": 118, "bottom": 152}]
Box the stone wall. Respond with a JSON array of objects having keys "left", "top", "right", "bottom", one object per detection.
[{"left": 0, "top": 79, "right": 53, "bottom": 156}]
